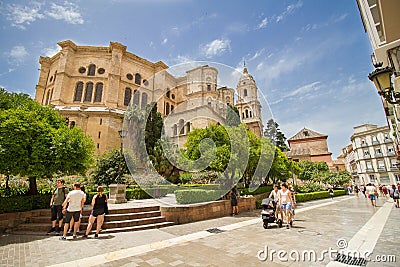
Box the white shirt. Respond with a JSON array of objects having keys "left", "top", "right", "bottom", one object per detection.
[
  {"left": 66, "top": 190, "right": 85, "bottom": 212},
  {"left": 269, "top": 190, "right": 280, "bottom": 202},
  {"left": 279, "top": 189, "right": 291, "bottom": 204}
]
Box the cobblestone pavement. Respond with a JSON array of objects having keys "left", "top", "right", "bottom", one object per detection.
[{"left": 1, "top": 195, "right": 398, "bottom": 267}]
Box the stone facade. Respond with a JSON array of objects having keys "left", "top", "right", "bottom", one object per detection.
[
  {"left": 350, "top": 124, "right": 400, "bottom": 185},
  {"left": 285, "top": 127, "right": 333, "bottom": 168},
  {"left": 35, "top": 40, "right": 263, "bottom": 154}
]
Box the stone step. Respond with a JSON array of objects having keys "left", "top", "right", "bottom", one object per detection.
[
  {"left": 29, "top": 211, "right": 162, "bottom": 223},
  {"left": 14, "top": 221, "right": 175, "bottom": 236},
  {"left": 15, "top": 216, "right": 169, "bottom": 232},
  {"left": 39, "top": 206, "right": 161, "bottom": 217}
]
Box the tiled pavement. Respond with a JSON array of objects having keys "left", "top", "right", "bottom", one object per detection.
[{"left": 1, "top": 194, "right": 399, "bottom": 267}]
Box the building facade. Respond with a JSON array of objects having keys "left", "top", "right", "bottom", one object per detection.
[
  {"left": 285, "top": 128, "right": 334, "bottom": 168},
  {"left": 35, "top": 40, "right": 262, "bottom": 154},
  {"left": 341, "top": 144, "right": 358, "bottom": 181},
  {"left": 357, "top": 0, "right": 400, "bottom": 158},
  {"left": 350, "top": 124, "right": 400, "bottom": 185}
]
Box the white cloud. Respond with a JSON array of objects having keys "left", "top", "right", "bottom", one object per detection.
[
  {"left": 286, "top": 81, "right": 321, "bottom": 98},
  {"left": 249, "top": 49, "right": 265, "bottom": 61},
  {"left": 6, "top": 46, "right": 28, "bottom": 63},
  {"left": 6, "top": 3, "right": 44, "bottom": 29},
  {"left": 42, "top": 46, "right": 60, "bottom": 57},
  {"left": 257, "top": 18, "right": 268, "bottom": 29},
  {"left": 256, "top": 62, "right": 264, "bottom": 71},
  {"left": 5, "top": 2, "right": 84, "bottom": 29},
  {"left": 46, "top": 2, "right": 84, "bottom": 24},
  {"left": 276, "top": 1, "right": 303, "bottom": 22},
  {"left": 201, "top": 38, "right": 231, "bottom": 58},
  {"left": 162, "top": 38, "right": 168, "bottom": 44}
]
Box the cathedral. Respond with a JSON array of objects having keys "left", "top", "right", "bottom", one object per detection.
[{"left": 35, "top": 40, "right": 263, "bottom": 154}]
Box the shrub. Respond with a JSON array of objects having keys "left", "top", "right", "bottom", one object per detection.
[
  {"left": 0, "top": 194, "right": 52, "bottom": 213},
  {"left": 174, "top": 189, "right": 225, "bottom": 204},
  {"left": 256, "top": 190, "right": 347, "bottom": 208},
  {"left": 239, "top": 185, "right": 273, "bottom": 196},
  {"left": 294, "top": 182, "right": 323, "bottom": 193},
  {"left": 179, "top": 172, "right": 193, "bottom": 184}
]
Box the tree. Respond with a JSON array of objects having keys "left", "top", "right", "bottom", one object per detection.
[
  {"left": 297, "top": 160, "right": 329, "bottom": 183},
  {"left": 145, "top": 103, "right": 163, "bottom": 157},
  {"left": 0, "top": 89, "right": 94, "bottom": 194},
  {"left": 267, "top": 148, "right": 293, "bottom": 184},
  {"left": 263, "top": 119, "right": 289, "bottom": 152},
  {"left": 324, "top": 171, "right": 351, "bottom": 187},
  {"left": 226, "top": 104, "right": 240, "bottom": 126},
  {"left": 91, "top": 149, "right": 129, "bottom": 186}
]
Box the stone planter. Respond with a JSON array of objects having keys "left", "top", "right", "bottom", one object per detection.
[{"left": 108, "top": 184, "right": 127, "bottom": 204}]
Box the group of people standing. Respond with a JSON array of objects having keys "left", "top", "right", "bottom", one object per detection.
[
  {"left": 269, "top": 183, "right": 296, "bottom": 229},
  {"left": 353, "top": 183, "right": 400, "bottom": 208},
  {"left": 47, "top": 179, "right": 109, "bottom": 240}
]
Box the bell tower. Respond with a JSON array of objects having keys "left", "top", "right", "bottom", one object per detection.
[{"left": 235, "top": 63, "right": 263, "bottom": 137}]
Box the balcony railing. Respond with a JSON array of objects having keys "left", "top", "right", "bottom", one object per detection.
[
  {"left": 372, "top": 140, "right": 380, "bottom": 145},
  {"left": 361, "top": 143, "right": 369, "bottom": 147},
  {"left": 377, "top": 167, "right": 386, "bottom": 172},
  {"left": 387, "top": 151, "right": 395, "bottom": 156},
  {"left": 390, "top": 166, "right": 399, "bottom": 171},
  {"left": 363, "top": 155, "right": 371, "bottom": 159},
  {"left": 375, "top": 153, "right": 383, "bottom": 158},
  {"left": 384, "top": 138, "right": 393, "bottom": 143},
  {"left": 366, "top": 168, "right": 374, "bottom": 173}
]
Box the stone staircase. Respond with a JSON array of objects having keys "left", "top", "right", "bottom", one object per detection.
[{"left": 13, "top": 206, "right": 174, "bottom": 235}]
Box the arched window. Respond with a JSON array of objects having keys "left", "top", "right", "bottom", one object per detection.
[
  {"left": 166, "top": 88, "right": 170, "bottom": 98},
  {"left": 179, "top": 119, "right": 185, "bottom": 135},
  {"left": 244, "top": 89, "right": 248, "bottom": 97},
  {"left": 226, "top": 96, "right": 230, "bottom": 104},
  {"left": 249, "top": 111, "right": 252, "bottom": 118},
  {"left": 171, "top": 105, "right": 174, "bottom": 112},
  {"left": 74, "top": 82, "right": 84, "bottom": 102},
  {"left": 84, "top": 82, "right": 93, "bottom": 102},
  {"left": 124, "top": 87, "right": 132, "bottom": 106},
  {"left": 88, "top": 64, "right": 96, "bottom": 76},
  {"left": 166, "top": 102, "right": 170, "bottom": 115},
  {"left": 133, "top": 90, "right": 140, "bottom": 106},
  {"left": 135, "top": 73, "right": 141, "bottom": 85},
  {"left": 186, "top": 122, "right": 191, "bottom": 133},
  {"left": 94, "top": 83, "right": 103, "bottom": 102},
  {"left": 207, "top": 97, "right": 212, "bottom": 106},
  {"left": 45, "top": 90, "right": 51, "bottom": 105},
  {"left": 54, "top": 71, "right": 57, "bottom": 83},
  {"left": 245, "top": 109, "right": 249, "bottom": 118},
  {"left": 141, "top": 92, "right": 148, "bottom": 108},
  {"left": 173, "top": 124, "right": 178, "bottom": 136},
  {"left": 207, "top": 84, "right": 211, "bottom": 91},
  {"left": 242, "top": 112, "right": 245, "bottom": 119}
]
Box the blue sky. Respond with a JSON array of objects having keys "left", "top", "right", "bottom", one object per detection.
[{"left": 0, "top": 0, "right": 386, "bottom": 158}]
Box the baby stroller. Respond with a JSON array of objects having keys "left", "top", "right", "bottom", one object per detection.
[{"left": 261, "top": 198, "right": 283, "bottom": 229}]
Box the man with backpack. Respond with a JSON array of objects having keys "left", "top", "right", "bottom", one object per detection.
[{"left": 47, "top": 179, "right": 69, "bottom": 235}]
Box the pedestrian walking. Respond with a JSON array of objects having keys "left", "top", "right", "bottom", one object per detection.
[
  {"left": 390, "top": 184, "right": 399, "bottom": 208},
  {"left": 279, "top": 183, "right": 294, "bottom": 229},
  {"left": 59, "top": 183, "right": 85, "bottom": 240},
  {"left": 47, "top": 179, "right": 69, "bottom": 235},
  {"left": 328, "top": 187, "right": 334, "bottom": 199},
  {"left": 354, "top": 185, "right": 359, "bottom": 197},
  {"left": 82, "top": 186, "right": 109, "bottom": 239},
  {"left": 269, "top": 185, "right": 281, "bottom": 221},
  {"left": 366, "top": 183, "right": 377, "bottom": 207}
]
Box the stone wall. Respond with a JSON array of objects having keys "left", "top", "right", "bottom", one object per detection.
[
  {"left": 160, "top": 196, "right": 256, "bottom": 224},
  {"left": 0, "top": 209, "right": 49, "bottom": 233}
]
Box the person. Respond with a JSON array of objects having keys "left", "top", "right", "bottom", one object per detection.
[
  {"left": 390, "top": 184, "right": 399, "bottom": 208},
  {"left": 328, "top": 187, "right": 334, "bottom": 200},
  {"left": 268, "top": 185, "right": 281, "bottom": 220},
  {"left": 288, "top": 184, "right": 296, "bottom": 220},
  {"left": 83, "top": 186, "right": 109, "bottom": 239},
  {"left": 366, "top": 183, "right": 377, "bottom": 207},
  {"left": 47, "top": 179, "right": 69, "bottom": 235},
  {"left": 59, "top": 183, "right": 85, "bottom": 240},
  {"left": 279, "top": 183, "right": 294, "bottom": 229},
  {"left": 382, "top": 185, "right": 388, "bottom": 197},
  {"left": 361, "top": 185, "right": 367, "bottom": 198},
  {"left": 378, "top": 184, "right": 383, "bottom": 197},
  {"left": 354, "top": 185, "right": 359, "bottom": 197},
  {"left": 230, "top": 186, "right": 239, "bottom": 216},
  {"left": 68, "top": 185, "right": 86, "bottom": 235}
]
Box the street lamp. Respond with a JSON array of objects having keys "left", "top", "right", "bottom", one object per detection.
[{"left": 368, "top": 62, "right": 397, "bottom": 104}]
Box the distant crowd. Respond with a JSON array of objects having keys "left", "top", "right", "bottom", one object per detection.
[{"left": 352, "top": 183, "right": 400, "bottom": 208}]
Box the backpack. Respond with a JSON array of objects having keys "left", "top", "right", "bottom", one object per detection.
[{"left": 394, "top": 189, "right": 399, "bottom": 198}]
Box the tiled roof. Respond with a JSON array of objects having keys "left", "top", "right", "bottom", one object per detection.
[
  {"left": 285, "top": 147, "right": 331, "bottom": 157},
  {"left": 288, "top": 127, "right": 327, "bottom": 141}
]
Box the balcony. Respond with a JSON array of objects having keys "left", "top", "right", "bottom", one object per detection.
[
  {"left": 375, "top": 153, "right": 383, "bottom": 158},
  {"left": 361, "top": 143, "right": 369, "bottom": 147},
  {"left": 366, "top": 168, "right": 374, "bottom": 173},
  {"left": 377, "top": 167, "right": 386, "bottom": 172},
  {"left": 390, "top": 166, "right": 399, "bottom": 171},
  {"left": 372, "top": 140, "right": 380, "bottom": 145},
  {"left": 363, "top": 155, "right": 371, "bottom": 159},
  {"left": 384, "top": 138, "right": 393, "bottom": 143},
  {"left": 387, "top": 151, "right": 395, "bottom": 156}
]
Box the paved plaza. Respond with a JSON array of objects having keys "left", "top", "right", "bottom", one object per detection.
[{"left": 1, "top": 194, "right": 399, "bottom": 267}]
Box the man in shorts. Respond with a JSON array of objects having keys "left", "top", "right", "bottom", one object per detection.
[
  {"left": 366, "top": 183, "right": 377, "bottom": 207},
  {"left": 47, "top": 179, "right": 68, "bottom": 235},
  {"left": 60, "top": 183, "right": 85, "bottom": 240}
]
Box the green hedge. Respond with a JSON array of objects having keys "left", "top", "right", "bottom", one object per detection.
[
  {"left": 239, "top": 185, "right": 273, "bottom": 196},
  {"left": 174, "top": 189, "right": 225, "bottom": 204},
  {"left": 256, "top": 190, "right": 347, "bottom": 209},
  {"left": 0, "top": 194, "right": 52, "bottom": 213}
]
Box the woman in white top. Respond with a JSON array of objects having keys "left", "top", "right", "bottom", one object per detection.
[
  {"left": 279, "top": 183, "right": 295, "bottom": 229},
  {"left": 268, "top": 185, "right": 281, "bottom": 220}
]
